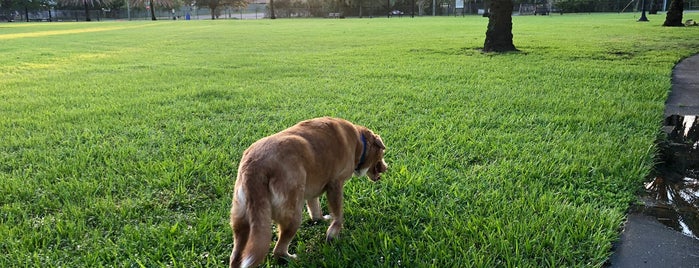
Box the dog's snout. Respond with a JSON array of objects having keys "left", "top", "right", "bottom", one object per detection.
[
  {"left": 369, "top": 159, "right": 387, "bottom": 181},
  {"left": 377, "top": 159, "right": 387, "bottom": 173}
]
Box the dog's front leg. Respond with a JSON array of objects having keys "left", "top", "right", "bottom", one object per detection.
[
  {"left": 325, "top": 184, "right": 344, "bottom": 242},
  {"left": 306, "top": 198, "right": 331, "bottom": 221}
]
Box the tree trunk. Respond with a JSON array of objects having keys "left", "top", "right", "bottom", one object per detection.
[
  {"left": 150, "top": 1, "right": 157, "bottom": 20},
  {"left": 663, "top": 0, "right": 684, "bottom": 26},
  {"left": 483, "top": 0, "right": 517, "bottom": 52},
  {"left": 359, "top": 0, "right": 362, "bottom": 18},
  {"left": 269, "top": 0, "right": 276, "bottom": 19},
  {"left": 84, "top": 1, "right": 91, "bottom": 21}
]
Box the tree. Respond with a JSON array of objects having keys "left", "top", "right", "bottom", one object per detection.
[
  {"left": 23, "top": 0, "right": 47, "bottom": 21},
  {"left": 649, "top": 0, "right": 660, "bottom": 14},
  {"left": 662, "top": 0, "right": 683, "bottom": 26},
  {"left": 229, "top": 0, "right": 248, "bottom": 17},
  {"left": 553, "top": 0, "right": 590, "bottom": 13},
  {"left": 59, "top": 0, "right": 102, "bottom": 21},
  {"left": 104, "top": 0, "right": 125, "bottom": 18},
  {"left": 131, "top": 0, "right": 174, "bottom": 20},
  {"left": 1, "top": 0, "right": 18, "bottom": 21},
  {"left": 416, "top": 0, "right": 428, "bottom": 15},
  {"left": 197, "top": 0, "right": 222, "bottom": 19},
  {"left": 483, "top": 0, "right": 517, "bottom": 52}
]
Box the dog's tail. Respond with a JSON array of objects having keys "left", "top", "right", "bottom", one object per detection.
[{"left": 230, "top": 173, "right": 272, "bottom": 268}]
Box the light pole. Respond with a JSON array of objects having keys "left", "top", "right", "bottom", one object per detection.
[{"left": 125, "top": 0, "right": 131, "bottom": 20}]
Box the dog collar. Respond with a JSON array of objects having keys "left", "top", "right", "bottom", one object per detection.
[{"left": 356, "top": 134, "right": 367, "bottom": 171}]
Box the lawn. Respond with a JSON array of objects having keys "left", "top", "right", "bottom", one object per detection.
[{"left": 1, "top": 13, "right": 697, "bottom": 267}]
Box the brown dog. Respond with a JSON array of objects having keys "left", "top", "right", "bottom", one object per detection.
[{"left": 229, "top": 117, "right": 388, "bottom": 268}]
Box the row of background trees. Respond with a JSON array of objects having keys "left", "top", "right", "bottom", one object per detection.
[
  {"left": 0, "top": 0, "right": 692, "bottom": 54},
  {"left": 0, "top": 0, "right": 251, "bottom": 21},
  {"left": 2, "top": 0, "right": 696, "bottom": 21}
]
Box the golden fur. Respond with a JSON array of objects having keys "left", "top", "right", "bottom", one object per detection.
[{"left": 229, "top": 117, "right": 388, "bottom": 268}]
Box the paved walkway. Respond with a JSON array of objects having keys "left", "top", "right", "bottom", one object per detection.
[
  {"left": 608, "top": 54, "right": 699, "bottom": 267},
  {"left": 664, "top": 54, "right": 699, "bottom": 117}
]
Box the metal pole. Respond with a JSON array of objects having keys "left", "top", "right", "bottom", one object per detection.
[
  {"left": 411, "top": 0, "right": 415, "bottom": 17},
  {"left": 126, "top": 0, "right": 131, "bottom": 20},
  {"left": 387, "top": 0, "right": 390, "bottom": 18}
]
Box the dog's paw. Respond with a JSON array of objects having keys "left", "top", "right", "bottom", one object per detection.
[
  {"left": 325, "top": 226, "right": 341, "bottom": 243},
  {"left": 308, "top": 215, "right": 331, "bottom": 222},
  {"left": 274, "top": 254, "right": 297, "bottom": 265},
  {"left": 306, "top": 215, "right": 332, "bottom": 226},
  {"left": 326, "top": 232, "right": 343, "bottom": 243},
  {"left": 273, "top": 252, "right": 297, "bottom": 264}
]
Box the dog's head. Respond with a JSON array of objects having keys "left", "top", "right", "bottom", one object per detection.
[{"left": 355, "top": 129, "right": 388, "bottom": 181}]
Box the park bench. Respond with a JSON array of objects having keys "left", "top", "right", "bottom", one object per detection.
[{"left": 328, "top": 13, "right": 341, "bottom": 18}]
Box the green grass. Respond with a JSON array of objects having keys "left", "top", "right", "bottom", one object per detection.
[{"left": 1, "top": 13, "right": 697, "bottom": 267}]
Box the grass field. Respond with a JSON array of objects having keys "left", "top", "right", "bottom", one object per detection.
[{"left": 1, "top": 13, "right": 698, "bottom": 267}]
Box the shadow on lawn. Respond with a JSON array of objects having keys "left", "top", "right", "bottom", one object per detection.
[{"left": 636, "top": 115, "right": 699, "bottom": 239}]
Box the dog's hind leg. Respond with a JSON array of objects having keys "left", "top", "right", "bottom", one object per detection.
[
  {"left": 306, "top": 198, "right": 332, "bottom": 221},
  {"left": 270, "top": 175, "right": 305, "bottom": 261},
  {"left": 272, "top": 215, "right": 302, "bottom": 261},
  {"left": 306, "top": 198, "right": 323, "bottom": 220},
  {"left": 325, "top": 184, "right": 345, "bottom": 242}
]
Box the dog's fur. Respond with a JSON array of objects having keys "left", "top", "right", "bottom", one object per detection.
[{"left": 229, "top": 117, "right": 387, "bottom": 268}]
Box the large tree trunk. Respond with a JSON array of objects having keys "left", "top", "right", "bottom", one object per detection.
[
  {"left": 483, "top": 0, "right": 517, "bottom": 52},
  {"left": 663, "top": 0, "right": 684, "bottom": 26}
]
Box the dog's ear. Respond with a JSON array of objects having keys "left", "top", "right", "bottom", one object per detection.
[
  {"left": 360, "top": 127, "right": 385, "bottom": 150},
  {"left": 373, "top": 134, "right": 385, "bottom": 150}
]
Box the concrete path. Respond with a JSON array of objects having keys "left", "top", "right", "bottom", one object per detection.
[
  {"left": 609, "top": 213, "right": 699, "bottom": 267},
  {"left": 608, "top": 54, "right": 699, "bottom": 267},
  {"left": 665, "top": 54, "right": 699, "bottom": 117}
]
